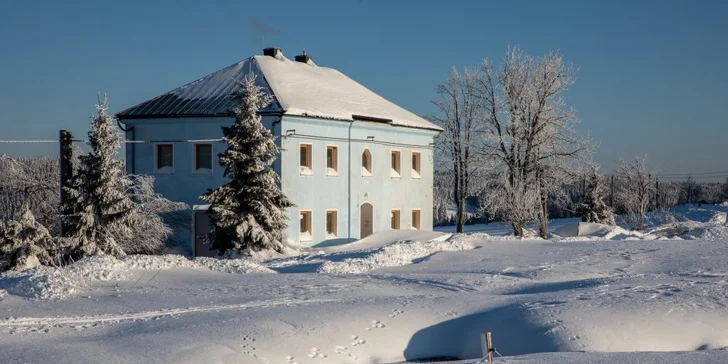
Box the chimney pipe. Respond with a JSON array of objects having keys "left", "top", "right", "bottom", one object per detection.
[
  {"left": 295, "top": 50, "right": 312, "bottom": 64},
  {"left": 263, "top": 47, "right": 282, "bottom": 58}
]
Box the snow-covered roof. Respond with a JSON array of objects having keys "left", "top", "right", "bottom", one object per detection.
[{"left": 117, "top": 52, "right": 442, "bottom": 132}]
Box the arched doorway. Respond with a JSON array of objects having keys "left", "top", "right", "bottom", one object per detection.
[{"left": 360, "top": 202, "right": 373, "bottom": 239}]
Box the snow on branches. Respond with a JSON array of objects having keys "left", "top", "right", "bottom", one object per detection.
[
  {"left": 0, "top": 207, "right": 54, "bottom": 271},
  {"left": 62, "top": 95, "right": 137, "bottom": 260},
  {"left": 201, "top": 75, "right": 293, "bottom": 254},
  {"left": 616, "top": 155, "right": 656, "bottom": 231},
  {"left": 433, "top": 46, "right": 593, "bottom": 237}
]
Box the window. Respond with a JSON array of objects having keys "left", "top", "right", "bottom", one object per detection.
[
  {"left": 411, "top": 152, "right": 421, "bottom": 178},
  {"left": 391, "top": 209, "right": 400, "bottom": 230},
  {"left": 412, "top": 209, "right": 421, "bottom": 230},
  {"left": 194, "top": 143, "right": 212, "bottom": 174},
  {"left": 300, "top": 144, "right": 312, "bottom": 175},
  {"left": 155, "top": 144, "right": 174, "bottom": 174},
  {"left": 299, "top": 210, "right": 312, "bottom": 241},
  {"left": 391, "top": 150, "right": 401, "bottom": 178},
  {"left": 361, "top": 149, "right": 372, "bottom": 176},
  {"left": 326, "top": 145, "right": 338, "bottom": 176},
  {"left": 326, "top": 210, "right": 338, "bottom": 237}
]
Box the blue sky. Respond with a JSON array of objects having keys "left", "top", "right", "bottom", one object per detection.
[{"left": 0, "top": 0, "right": 726, "bottom": 178}]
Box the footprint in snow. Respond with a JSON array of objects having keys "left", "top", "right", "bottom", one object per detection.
[
  {"left": 286, "top": 355, "right": 301, "bottom": 364},
  {"left": 389, "top": 309, "right": 404, "bottom": 318},
  {"left": 308, "top": 347, "right": 327, "bottom": 358},
  {"left": 351, "top": 335, "right": 367, "bottom": 346},
  {"left": 335, "top": 345, "right": 358, "bottom": 360}
]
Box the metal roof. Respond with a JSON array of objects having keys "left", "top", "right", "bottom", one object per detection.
[
  {"left": 116, "top": 58, "right": 281, "bottom": 119},
  {"left": 117, "top": 53, "right": 442, "bottom": 131}
]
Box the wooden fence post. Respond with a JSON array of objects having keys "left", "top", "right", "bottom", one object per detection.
[
  {"left": 481, "top": 332, "right": 494, "bottom": 362},
  {"left": 59, "top": 130, "right": 73, "bottom": 236}
]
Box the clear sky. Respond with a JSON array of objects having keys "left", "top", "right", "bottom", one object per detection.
[{"left": 0, "top": 0, "right": 726, "bottom": 179}]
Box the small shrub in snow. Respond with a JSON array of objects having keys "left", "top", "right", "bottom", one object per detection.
[
  {"left": 581, "top": 168, "right": 615, "bottom": 226},
  {"left": 201, "top": 75, "right": 293, "bottom": 254},
  {"left": 0, "top": 208, "right": 53, "bottom": 271}
]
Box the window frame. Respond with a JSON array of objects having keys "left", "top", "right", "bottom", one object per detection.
[
  {"left": 299, "top": 143, "right": 313, "bottom": 176},
  {"left": 411, "top": 209, "right": 421, "bottom": 230},
  {"left": 390, "top": 209, "right": 401, "bottom": 230},
  {"left": 325, "top": 209, "right": 338, "bottom": 238},
  {"left": 299, "top": 210, "right": 313, "bottom": 241},
  {"left": 326, "top": 145, "right": 339, "bottom": 177},
  {"left": 192, "top": 143, "right": 213, "bottom": 175},
  {"left": 411, "top": 151, "right": 421, "bottom": 179},
  {"left": 361, "top": 148, "right": 373, "bottom": 177},
  {"left": 390, "top": 149, "right": 401, "bottom": 178},
  {"left": 154, "top": 143, "right": 174, "bottom": 174}
]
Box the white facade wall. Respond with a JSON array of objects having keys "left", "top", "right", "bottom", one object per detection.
[
  {"left": 279, "top": 115, "right": 436, "bottom": 246},
  {"left": 123, "top": 114, "right": 437, "bottom": 247}
]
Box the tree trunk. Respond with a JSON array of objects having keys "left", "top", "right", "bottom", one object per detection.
[
  {"left": 538, "top": 170, "right": 548, "bottom": 239},
  {"left": 539, "top": 194, "right": 548, "bottom": 239},
  {"left": 512, "top": 221, "right": 524, "bottom": 237},
  {"left": 456, "top": 197, "right": 465, "bottom": 233}
]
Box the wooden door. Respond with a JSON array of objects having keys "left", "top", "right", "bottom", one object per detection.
[{"left": 360, "top": 202, "right": 373, "bottom": 239}]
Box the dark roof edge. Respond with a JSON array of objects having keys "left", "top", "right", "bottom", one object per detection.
[
  {"left": 115, "top": 57, "right": 255, "bottom": 117},
  {"left": 116, "top": 110, "right": 284, "bottom": 120},
  {"left": 285, "top": 113, "right": 442, "bottom": 132}
]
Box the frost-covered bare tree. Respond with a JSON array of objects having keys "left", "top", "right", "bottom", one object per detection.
[
  {"left": 681, "top": 175, "right": 698, "bottom": 205},
  {"left": 433, "top": 170, "right": 454, "bottom": 226},
  {"left": 658, "top": 181, "right": 681, "bottom": 210},
  {"left": 475, "top": 46, "right": 592, "bottom": 237},
  {"left": 430, "top": 67, "right": 484, "bottom": 233},
  {"left": 0, "top": 156, "right": 60, "bottom": 233},
  {"left": 122, "top": 175, "right": 189, "bottom": 254},
  {"left": 616, "top": 156, "right": 656, "bottom": 231}
]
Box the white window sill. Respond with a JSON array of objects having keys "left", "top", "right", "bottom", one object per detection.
[
  {"left": 192, "top": 168, "right": 213, "bottom": 176},
  {"left": 411, "top": 171, "right": 421, "bottom": 179},
  {"left": 155, "top": 166, "right": 174, "bottom": 175},
  {"left": 390, "top": 170, "right": 401, "bottom": 179},
  {"left": 300, "top": 166, "right": 313, "bottom": 176},
  {"left": 326, "top": 233, "right": 338, "bottom": 240},
  {"left": 326, "top": 168, "right": 339, "bottom": 177},
  {"left": 361, "top": 167, "right": 372, "bottom": 177},
  {"left": 300, "top": 232, "right": 313, "bottom": 242}
]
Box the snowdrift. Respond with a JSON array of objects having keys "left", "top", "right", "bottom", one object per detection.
[
  {"left": 553, "top": 222, "right": 648, "bottom": 241},
  {"left": 0, "top": 254, "right": 273, "bottom": 300}
]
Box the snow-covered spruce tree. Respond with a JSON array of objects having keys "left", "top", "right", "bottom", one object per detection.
[
  {"left": 580, "top": 168, "right": 615, "bottom": 225},
  {"left": 0, "top": 207, "right": 53, "bottom": 271},
  {"left": 63, "top": 95, "right": 137, "bottom": 260},
  {"left": 201, "top": 75, "right": 293, "bottom": 254},
  {"left": 722, "top": 177, "right": 728, "bottom": 203}
]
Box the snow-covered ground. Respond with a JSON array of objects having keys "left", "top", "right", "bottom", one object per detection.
[{"left": 2, "top": 205, "right": 728, "bottom": 363}]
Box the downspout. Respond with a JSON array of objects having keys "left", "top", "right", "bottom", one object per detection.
[
  {"left": 348, "top": 120, "right": 353, "bottom": 241},
  {"left": 117, "top": 119, "right": 135, "bottom": 174},
  {"left": 271, "top": 113, "right": 283, "bottom": 176}
]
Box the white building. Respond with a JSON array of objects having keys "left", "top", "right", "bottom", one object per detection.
[{"left": 117, "top": 48, "right": 442, "bottom": 247}]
